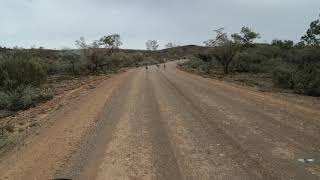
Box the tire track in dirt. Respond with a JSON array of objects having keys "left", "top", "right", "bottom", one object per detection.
[
  {"left": 158, "top": 63, "right": 320, "bottom": 179},
  {"left": 84, "top": 69, "right": 181, "bottom": 180},
  {"left": 153, "top": 70, "right": 273, "bottom": 180}
]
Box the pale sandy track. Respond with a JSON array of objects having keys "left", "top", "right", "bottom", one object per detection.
[{"left": 0, "top": 61, "right": 319, "bottom": 180}]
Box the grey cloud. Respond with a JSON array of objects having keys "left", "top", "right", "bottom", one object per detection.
[{"left": 0, "top": 0, "right": 319, "bottom": 49}]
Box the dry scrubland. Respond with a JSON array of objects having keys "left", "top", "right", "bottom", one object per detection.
[{"left": 0, "top": 15, "right": 319, "bottom": 167}]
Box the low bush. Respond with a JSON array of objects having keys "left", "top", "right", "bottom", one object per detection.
[
  {"left": 0, "top": 57, "right": 47, "bottom": 91},
  {"left": 110, "top": 52, "right": 130, "bottom": 69},
  {"left": 293, "top": 64, "right": 320, "bottom": 96},
  {"left": 0, "top": 86, "right": 52, "bottom": 111},
  {"left": 233, "top": 51, "right": 268, "bottom": 73},
  {"left": 272, "top": 65, "right": 295, "bottom": 89},
  {"left": 272, "top": 47, "right": 320, "bottom": 96}
]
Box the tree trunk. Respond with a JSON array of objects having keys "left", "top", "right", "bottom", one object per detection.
[
  {"left": 223, "top": 64, "right": 229, "bottom": 74},
  {"left": 72, "top": 63, "right": 75, "bottom": 74},
  {"left": 92, "top": 64, "right": 98, "bottom": 72}
]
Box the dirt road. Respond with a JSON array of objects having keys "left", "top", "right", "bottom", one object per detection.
[{"left": 0, "top": 61, "right": 319, "bottom": 180}]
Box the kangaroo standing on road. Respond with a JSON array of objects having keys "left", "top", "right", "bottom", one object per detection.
[{"left": 163, "top": 63, "right": 166, "bottom": 70}]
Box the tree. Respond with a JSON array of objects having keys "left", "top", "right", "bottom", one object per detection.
[
  {"left": 61, "top": 49, "right": 81, "bottom": 74},
  {"left": 203, "top": 28, "right": 228, "bottom": 47},
  {"left": 211, "top": 41, "right": 240, "bottom": 74},
  {"left": 202, "top": 28, "right": 241, "bottom": 74},
  {"left": 165, "top": 42, "right": 176, "bottom": 48},
  {"left": 75, "top": 34, "right": 123, "bottom": 72},
  {"left": 146, "top": 40, "right": 159, "bottom": 50},
  {"left": 99, "top": 34, "right": 122, "bottom": 49},
  {"left": 271, "top": 39, "right": 294, "bottom": 49},
  {"left": 301, "top": 15, "right": 320, "bottom": 45},
  {"left": 295, "top": 41, "right": 306, "bottom": 48},
  {"left": 231, "top": 26, "right": 260, "bottom": 46},
  {"left": 75, "top": 37, "right": 88, "bottom": 50}
]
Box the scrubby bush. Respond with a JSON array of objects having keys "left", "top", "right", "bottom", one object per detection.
[
  {"left": 272, "top": 39, "right": 294, "bottom": 49},
  {"left": 233, "top": 51, "right": 268, "bottom": 73},
  {"left": 59, "top": 50, "right": 82, "bottom": 74},
  {"left": 0, "top": 57, "right": 51, "bottom": 111},
  {"left": 272, "top": 47, "right": 320, "bottom": 96},
  {"left": 0, "top": 57, "right": 46, "bottom": 91},
  {"left": 130, "top": 52, "right": 145, "bottom": 67},
  {"left": 0, "top": 86, "right": 52, "bottom": 111},
  {"left": 179, "top": 58, "right": 215, "bottom": 73},
  {"left": 255, "top": 45, "right": 282, "bottom": 59},
  {"left": 272, "top": 65, "right": 295, "bottom": 89},
  {"left": 110, "top": 52, "right": 130, "bottom": 69},
  {"left": 292, "top": 63, "right": 320, "bottom": 96}
]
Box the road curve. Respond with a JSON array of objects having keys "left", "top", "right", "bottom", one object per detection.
[{"left": 0, "top": 61, "right": 319, "bottom": 180}]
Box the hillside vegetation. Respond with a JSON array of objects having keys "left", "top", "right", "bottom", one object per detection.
[{"left": 179, "top": 16, "right": 320, "bottom": 96}]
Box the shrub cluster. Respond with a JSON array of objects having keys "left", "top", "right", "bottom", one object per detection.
[
  {"left": 0, "top": 86, "right": 52, "bottom": 111},
  {"left": 181, "top": 45, "right": 320, "bottom": 96},
  {"left": 0, "top": 57, "right": 51, "bottom": 111},
  {"left": 0, "top": 57, "right": 46, "bottom": 90},
  {"left": 273, "top": 47, "right": 320, "bottom": 96}
]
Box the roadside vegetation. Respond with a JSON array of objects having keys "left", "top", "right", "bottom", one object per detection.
[
  {"left": 0, "top": 34, "right": 202, "bottom": 118},
  {"left": 179, "top": 15, "right": 320, "bottom": 96},
  {"left": 0, "top": 15, "right": 319, "bottom": 117}
]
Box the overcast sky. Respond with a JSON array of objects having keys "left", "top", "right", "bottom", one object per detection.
[{"left": 0, "top": 0, "right": 319, "bottom": 49}]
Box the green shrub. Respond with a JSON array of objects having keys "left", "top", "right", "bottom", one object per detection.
[
  {"left": 293, "top": 64, "right": 320, "bottom": 96},
  {"left": 233, "top": 51, "right": 268, "bottom": 73},
  {"left": 110, "top": 52, "right": 130, "bottom": 68},
  {"left": 272, "top": 65, "right": 295, "bottom": 89},
  {"left": 272, "top": 61, "right": 320, "bottom": 96},
  {"left": 59, "top": 50, "right": 82, "bottom": 74},
  {"left": 289, "top": 47, "right": 320, "bottom": 96},
  {"left": 0, "top": 57, "right": 47, "bottom": 90},
  {"left": 0, "top": 91, "right": 9, "bottom": 110},
  {"left": 0, "top": 86, "right": 52, "bottom": 111}
]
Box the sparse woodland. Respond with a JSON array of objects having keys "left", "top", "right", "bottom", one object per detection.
[
  {"left": 0, "top": 15, "right": 319, "bottom": 113},
  {"left": 180, "top": 15, "right": 320, "bottom": 96}
]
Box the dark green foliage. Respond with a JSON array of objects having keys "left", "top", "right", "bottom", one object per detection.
[
  {"left": 271, "top": 47, "right": 320, "bottom": 96},
  {"left": 59, "top": 50, "right": 81, "bottom": 74},
  {"left": 197, "top": 53, "right": 212, "bottom": 62},
  {"left": 211, "top": 41, "right": 241, "bottom": 74},
  {"left": 0, "top": 57, "right": 46, "bottom": 91},
  {"left": 0, "top": 56, "right": 52, "bottom": 111},
  {"left": 272, "top": 65, "right": 295, "bottom": 89},
  {"left": 233, "top": 51, "right": 269, "bottom": 73},
  {"left": 231, "top": 26, "right": 260, "bottom": 46},
  {"left": 301, "top": 18, "right": 320, "bottom": 45},
  {"left": 290, "top": 48, "right": 320, "bottom": 95},
  {"left": 294, "top": 68, "right": 320, "bottom": 96},
  {"left": 99, "top": 34, "right": 122, "bottom": 49},
  {"left": 272, "top": 39, "right": 294, "bottom": 49},
  {"left": 110, "top": 52, "right": 130, "bottom": 68},
  {"left": 181, "top": 43, "right": 320, "bottom": 96},
  {"left": 179, "top": 57, "right": 219, "bottom": 74},
  {"left": 0, "top": 86, "right": 53, "bottom": 111}
]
